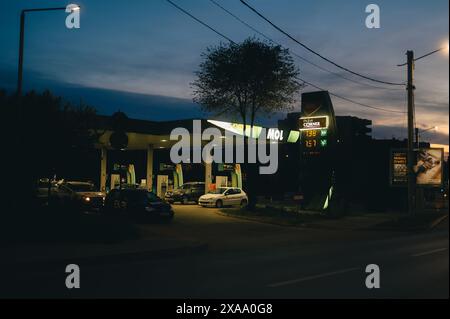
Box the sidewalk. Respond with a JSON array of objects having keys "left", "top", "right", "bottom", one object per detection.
[{"left": 1, "top": 234, "right": 207, "bottom": 269}]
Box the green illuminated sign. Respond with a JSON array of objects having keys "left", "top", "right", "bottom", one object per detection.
[{"left": 287, "top": 131, "right": 300, "bottom": 143}]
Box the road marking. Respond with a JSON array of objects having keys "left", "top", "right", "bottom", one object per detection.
[
  {"left": 268, "top": 267, "right": 359, "bottom": 288},
  {"left": 411, "top": 247, "right": 448, "bottom": 257}
]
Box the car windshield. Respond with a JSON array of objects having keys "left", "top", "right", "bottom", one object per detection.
[
  {"left": 67, "top": 183, "right": 95, "bottom": 192},
  {"left": 180, "top": 183, "right": 204, "bottom": 190},
  {"left": 209, "top": 188, "right": 228, "bottom": 194}
]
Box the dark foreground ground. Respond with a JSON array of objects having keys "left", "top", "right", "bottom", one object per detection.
[{"left": 1, "top": 205, "right": 448, "bottom": 299}]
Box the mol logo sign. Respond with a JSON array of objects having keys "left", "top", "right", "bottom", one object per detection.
[
  {"left": 266, "top": 128, "right": 284, "bottom": 141},
  {"left": 298, "top": 116, "right": 329, "bottom": 131}
]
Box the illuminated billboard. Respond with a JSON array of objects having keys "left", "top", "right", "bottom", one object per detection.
[
  {"left": 207, "top": 120, "right": 263, "bottom": 138},
  {"left": 207, "top": 119, "right": 299, "bottom": 143},
  {"left": 390, "top": 148, "right": 444, "bottom": 187},
  {"left": 414, "top": 148, "right": 444, "bottom": 186},
  {"left": 390, "top": 149, "right": 408, "bottom": 187},
  {"left": 298, "top": 116, "right": 329, "bottom": 131}
]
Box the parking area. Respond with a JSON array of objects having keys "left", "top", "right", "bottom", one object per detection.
[{"left": 135, "top": 204, "right": 289, "bottom": 252}]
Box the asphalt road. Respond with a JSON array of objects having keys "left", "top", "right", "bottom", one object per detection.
[{"left": 2, "top": 205, "right": 449, "bottom": 298}]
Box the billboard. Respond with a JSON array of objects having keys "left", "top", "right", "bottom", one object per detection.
[
  {"left": 390, "top": 148, "right": 444, "bottom": 187},
  {"left": 414, "top": 148, "right": 444, "bottom": 186},
  {"left": 390, "top": 149, "right": 408, "bottom": 187}
]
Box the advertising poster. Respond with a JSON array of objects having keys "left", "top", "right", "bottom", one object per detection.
[
  {"left": 414, "top": 148, "right": 444, "bottom": 186},
  {"left": 390, "top": 149, "right": 408, "bottom": 186}
]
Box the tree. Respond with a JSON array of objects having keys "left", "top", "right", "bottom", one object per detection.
[
  {"left": 192, "top": 38, "right": 302, "bottom": 209},
  {"left": 193, "top": 38, "right": 301, "bottom": 135},
  {"left": 1, "top": 90, "right": 102, "bottom": 211}
]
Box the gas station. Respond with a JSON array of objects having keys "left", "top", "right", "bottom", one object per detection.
[
  {"left": 93, "top": 117, "right": 300, "bottom": 198},
  {"left": 91, "top": 91, "right": 337, "bottom": 210}
]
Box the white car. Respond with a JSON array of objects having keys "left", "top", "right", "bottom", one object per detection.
[{"left": 198, "top": 187, "right": 248, "bottom": 208}]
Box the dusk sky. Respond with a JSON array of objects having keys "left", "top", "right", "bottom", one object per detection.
[{"left": 1, "top": 0, "right": 448, "bottom": 145}]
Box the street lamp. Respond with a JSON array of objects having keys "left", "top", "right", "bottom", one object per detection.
[
  {"left": 398, "top": 42, "right": 448, "bottom": 215},
  {"left": 415, "top": 126, "right": 438, "bottom": 149},
  {"left": 397, "top": 44, "right": 448, "bottom": 67},
  {"left": 17, "top": 5, "right": 80, "bottom": 96}
]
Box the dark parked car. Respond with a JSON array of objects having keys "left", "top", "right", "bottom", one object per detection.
[
  {"left": 164, "top": 182, "right": 206, "bottom": 204},
  {"left": 53, "top": 181, "right": 105, "bottom": 212},
  {"left": 104, "top": 188, "right": 174, "bottom": 222}
]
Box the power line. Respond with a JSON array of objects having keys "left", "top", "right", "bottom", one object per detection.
[
  {"left": 240, "top": 0, "right": 405, "bottom": 86},
  {"left": 208, "top": 0, "right": 403, "bottom": 91},
  {"left": 165, "top": 0, "right": 236, "bottom": 44},
  {"left": 164, "top": 0, "right": 405, "bottom": 115},
  {"left": 297, "top": 76, "right": 406, "bottom": 113}
]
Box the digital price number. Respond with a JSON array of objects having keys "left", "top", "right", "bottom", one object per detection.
[{"left": 302, "top": 129, "right": 328, "bottom": 151}]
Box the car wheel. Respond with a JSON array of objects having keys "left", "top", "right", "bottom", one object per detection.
[
  {"left": 182, "top": 196, "right": 189, "bottom": 205},
  {"left": 216, "top": 199, "right": 223, "bottom": 208},
  {"left": 240, "top": 199, "right": 248, "bottom": 208}
]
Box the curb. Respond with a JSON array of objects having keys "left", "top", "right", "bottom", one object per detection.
[
  {"left": 0, "top": 242, "right": 208, "bottom": 271},
  {"left": 428, "top": 214, "right": 449, "bottom": 230}
]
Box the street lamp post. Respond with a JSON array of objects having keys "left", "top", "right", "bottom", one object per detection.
[
  {"left": 17, "top": 6, "right": 79, "bottom": 96},
  {"left": 15, "top": 5, "right": 79, "bottom": 205}
]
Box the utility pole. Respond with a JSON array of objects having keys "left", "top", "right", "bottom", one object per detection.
[
  {"left": 406, "top": 51, "right": 416, "bottom": 216},
  {"left": 398, "top": 45, "right": 447, "bottom": 215}
]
